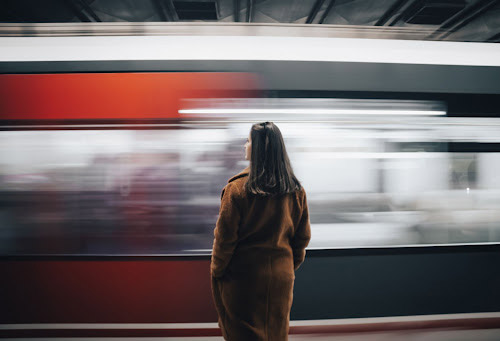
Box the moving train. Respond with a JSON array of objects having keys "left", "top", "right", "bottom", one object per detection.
[{"left": 1, "top": 24, "right": 500, "bottom": 338}]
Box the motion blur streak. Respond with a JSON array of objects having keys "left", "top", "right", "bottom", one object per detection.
[{"left": 1, "top": 95, "right": 500, "bottom": 255}]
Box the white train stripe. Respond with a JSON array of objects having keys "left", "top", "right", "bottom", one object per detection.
[
  {"left": 1, "top": 35, "right": 500, "bottom": 66},
  {"left": 186, "top": 241, "right": 500, "bottom": 253},
  {"left": 2, "top": 312, "right": 500, "bottom": 330}
]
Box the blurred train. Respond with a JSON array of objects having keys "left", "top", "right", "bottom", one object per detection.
[{"left": 1, "top": 26, "right": 500, "bottom": 338}]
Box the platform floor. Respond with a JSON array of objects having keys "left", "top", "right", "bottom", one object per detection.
[{"left": 6, "top": 328, "right": 500, "bottom": 340}]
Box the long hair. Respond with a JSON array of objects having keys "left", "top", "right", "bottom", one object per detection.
[{"left": 246, "top": 121, "right": 302, "bottom": 196}]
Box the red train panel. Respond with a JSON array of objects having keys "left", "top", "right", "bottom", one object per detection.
[
  {"left": 0, "top": 259, "right": 216, "bottom": 324},
  {"left": 0, "top": 72, "right": 259, "bottom": 121}
]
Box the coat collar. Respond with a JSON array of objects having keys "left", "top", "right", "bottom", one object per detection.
[{"left": 228, "top": 166, "right": 250, "bottom": 183}]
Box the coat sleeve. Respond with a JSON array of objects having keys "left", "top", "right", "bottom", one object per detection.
[
  {"left": 211, "top": 183, "right": 241, "bottom": 278},
  {"left": 291, "top": 189, "right": 311, "bottom": 271}
]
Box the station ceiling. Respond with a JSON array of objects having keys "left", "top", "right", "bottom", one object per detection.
[{"left": 0, "top": 0, "right": 499, "bottom": 42}]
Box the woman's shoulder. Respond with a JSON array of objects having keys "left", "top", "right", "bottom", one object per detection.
[
  {"left": 221, "top": 175, "right": 247, "bottom": 201},
  {"left": 223, "top": 179, "right": 244, "bottom": 193},
  {"left": 296, "top": 186, "right": 306, "bottom": 201},
  {"left": 223, "top": 167, "right": 249, "bottom": 192},
  {"left": 227, "top": 166, "right": 249, "bottom": 184}
]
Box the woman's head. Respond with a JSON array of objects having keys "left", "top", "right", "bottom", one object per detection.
[{"left": 245, "top": 121, "right": 302, "bottom": 196}]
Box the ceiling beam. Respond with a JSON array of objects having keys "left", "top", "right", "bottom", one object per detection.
[
  {"left": 77, "top": 0, "right": 101, "bottom": 22},
  {"left": 430, "top": 0, "right": 498, "bottom": 40},
  {"left": 306, "top": 0, "right": 326, "bottom": 24},
  {"left": 165, "top": 0, "right": 179, "bottom": 21},
  {"left": 153, "top": 0, "right": 170, "bottom": 21},
  {"left": 375, "top": 0, "right": 409, "bottom": 26},
  {"left": 246, "top": 0, "right": 253, "bottom": 22},
  {"left": 234, "top": 0, "right": 240, "bottom": 22},
  {"left": 486, "top": 32, "right": 500, "bottom": 42},
  {"left": 64, "top": 0, "right": 92, "bottom": 22},
  {"left": 318, "top": 0, "right": 336, "bottom": 24},
  {"left": 386, "top": 0, "right": 419, "bottom": 26}
]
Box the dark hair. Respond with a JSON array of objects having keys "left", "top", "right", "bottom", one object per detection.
[{"left": 246, "top": 121, "right": 302, "bottom": 196}]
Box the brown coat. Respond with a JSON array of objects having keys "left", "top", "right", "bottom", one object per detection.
[{"left": 210, "top": 166, "right": 311, "bottom": 341}]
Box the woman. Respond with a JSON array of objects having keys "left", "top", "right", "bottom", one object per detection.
[{"left": 211, "top": 121, "right": 311, "bottom": 340}]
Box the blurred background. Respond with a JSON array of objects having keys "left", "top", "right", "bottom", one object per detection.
[{"left": 1, "top": 95, "right": 500, "bottom": 254}]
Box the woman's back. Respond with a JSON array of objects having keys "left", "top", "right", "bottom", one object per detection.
[
  {"left": 229, "top": 168, "right": 308, "bottom": 268},
  {"left": 211, "top": 167, "right": 310, "bottom": 341}
]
